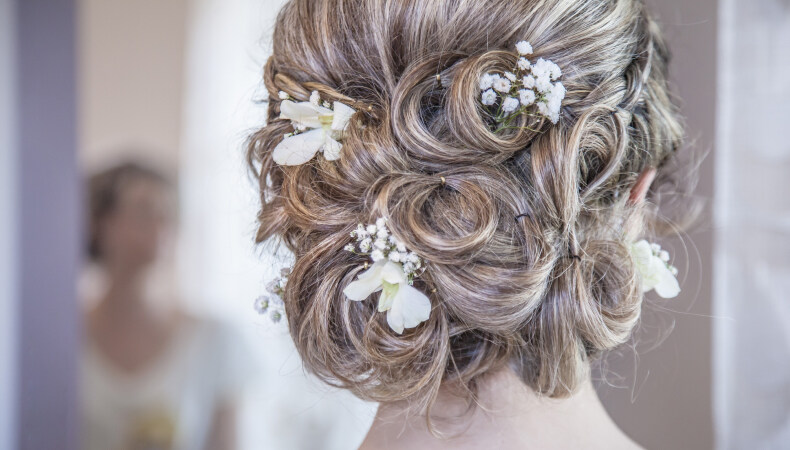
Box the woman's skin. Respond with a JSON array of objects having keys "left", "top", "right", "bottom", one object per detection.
[
  {"left": 360, "top": 368, "right": 641, "bottom": 450},
  {"left": 360, "top": 168, "right": 655, "bottom": 450},
  {"left": 85, "top": 177, "right": 234, "bottom": 450}
]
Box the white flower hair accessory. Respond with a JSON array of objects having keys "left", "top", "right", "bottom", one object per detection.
[
  {"left": 273, "top": 90, "right": 356, "bottom": 166},
  {"left": 254, "top": 267, "right": 290, "bottom": 323},
  {"left": 478, "top": 40, "right": 566, "bottom": 128},
  {"left": 342, "top": 218, "right": 432, "bottom": 334},
  {"left": 629, "top": 240, "right": 680, "bottom": 298}
]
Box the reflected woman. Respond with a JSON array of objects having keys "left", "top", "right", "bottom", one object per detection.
[{"left": 81, "top": 161, "right": 247, "bottom": 450}]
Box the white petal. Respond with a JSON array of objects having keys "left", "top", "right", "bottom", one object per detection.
[
  {"left": 386, "top": 283, "right": 431, "bottom": 335},
  {"left": 386, "top": 308, "right": 405, "bottom": 334},
  {"left": 279, "top": 101, "right": 322, "bottom": 128},
  {"left": 653, "top": 264, "right": 681, "bottom": 298},
  {"left": 641, "top": 257, "right": 667, "bottom": 293},
  {"left": 631, "top": 240, "right": 653, "bottom": 269},
  {"left": 378, "top": 284, "right": 397, "bottom": 312},
  {"left": 313, "top": 104, "right": 334, "bottom": 116},
  {"left": 331, "top": 101, "right": 356, "bottom": 132},
  {"left": 380, "top": 261, "right": 406, "bottom": 285},
  {"left": 272, "top": 129, "right": 325, "bottom": 166},
  {"left": 343, "top": 260, "right": 386, "bottom": 301},
  {"left": 631, "top": 240, "right": 681, "bottom": 297},
  {"left": 323, "top": 136, "right": 343, "bottom": 161}
]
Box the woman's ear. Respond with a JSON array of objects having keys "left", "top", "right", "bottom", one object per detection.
[{"left": 628, "top": 167, "right": 657, "bottom": 205}]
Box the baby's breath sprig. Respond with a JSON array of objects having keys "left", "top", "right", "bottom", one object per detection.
[
  {"left": 345, "top": 218, "right": 424, "bottom": 284},
  {"left": 254, "top": 267, "right": 290, "bottom": 323},
  {"left": 479, "top": 41, "right": 566, "bottom": 130}
]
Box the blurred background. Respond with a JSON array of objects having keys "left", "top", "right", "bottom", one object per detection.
[{"left": 1, "top": 0, "right": 788, "bottom": 449}]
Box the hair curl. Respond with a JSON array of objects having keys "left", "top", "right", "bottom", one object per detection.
[{"left": 247, "top": 0, "right": 684, "bottom": 412}]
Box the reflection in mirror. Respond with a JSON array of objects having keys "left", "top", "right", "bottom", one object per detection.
[{"left": 80, "top": 161, "right": 249, "bottom": 450}]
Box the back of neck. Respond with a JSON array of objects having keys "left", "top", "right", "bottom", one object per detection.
[{"left": 359, "top": 367, "right": 641, "bottom": 450}]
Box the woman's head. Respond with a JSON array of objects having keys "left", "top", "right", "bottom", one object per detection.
[
  {"left": 249, "top": 0, "right": 683, "bottom": 410},
  {"left": 87, "top": 161, "right": 174, "bottom": 273}
]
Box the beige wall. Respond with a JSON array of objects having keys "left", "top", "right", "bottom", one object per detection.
[
  {"left": 597, "top": 1, "right": 718, "bottom": 449},
  {"left": 78, "top": 0, "right": 189, "bottom": 174}
]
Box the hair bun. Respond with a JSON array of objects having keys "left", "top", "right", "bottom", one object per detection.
[{"left": 248, "top": 0, "right": 684, "bottom": 411}]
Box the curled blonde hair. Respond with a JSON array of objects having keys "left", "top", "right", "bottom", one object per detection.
[{"left": 248, "top": 0, "right": 684, "bottom": 412}]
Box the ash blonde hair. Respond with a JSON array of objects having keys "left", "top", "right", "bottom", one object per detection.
[{"left": 248, "top": 0, "right": 684, "bottom": 412}]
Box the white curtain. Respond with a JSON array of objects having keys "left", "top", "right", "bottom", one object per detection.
[
  {"left": 715, "top": 0, "right": 790, "bottom": 448},
  {"left": 177, "top": 0, "right": 376, "bottom": 448}
]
